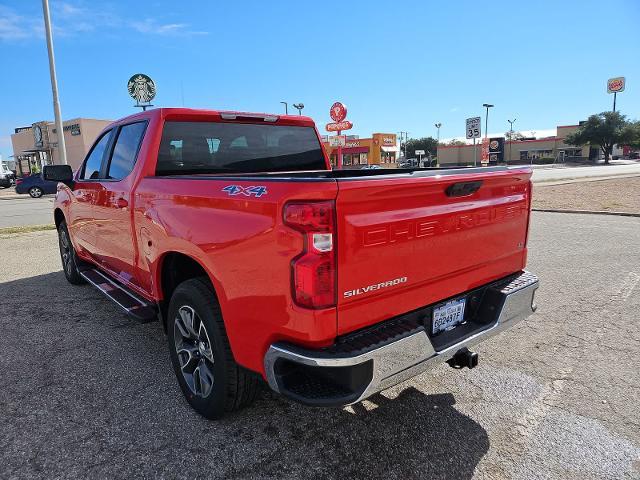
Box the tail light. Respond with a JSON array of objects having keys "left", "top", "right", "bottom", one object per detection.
[
  {"left": 15, "top": 178, "right": 23, "bottom": 185},
  {"left": 284, "top": 201, "right": 336, "bottom": 309}
]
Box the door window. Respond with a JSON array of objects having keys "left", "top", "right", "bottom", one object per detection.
[
  {"left": 106, "top": 122, "right": 147, "bottom": 180},
  {"left": 81, "top": 131, "right": 111, "bottom": 180}
]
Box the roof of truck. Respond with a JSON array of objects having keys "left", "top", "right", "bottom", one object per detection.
[{"left": 110, "top": 108, "right": 316, "bottom": 127}]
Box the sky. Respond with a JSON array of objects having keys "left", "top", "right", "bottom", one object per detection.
[{"left": 1, "top": 0, "right": 639, "bottom": 158}]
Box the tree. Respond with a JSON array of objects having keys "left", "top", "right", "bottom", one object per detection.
[
  {"left": 564, "top": 112, "right": 636, "bottom": 164},
  {"left": 443, "top": 139, "right": 466, "bottom": 146},
  {"left": 401, "top": 137, "right": 438, "bottom": 158},
  {"left": 624, "top": 121, "right": 640, "bottom": 149},
  {"left": 505, "top": 130, "right": 525, "bottom": 141}
]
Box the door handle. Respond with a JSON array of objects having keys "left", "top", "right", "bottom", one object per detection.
[
  {"left": 116, "top": 198, "right": 128, "bottom": 208},
  {"left": 445, "top": 181, "right": 483, "bottom": 197}
]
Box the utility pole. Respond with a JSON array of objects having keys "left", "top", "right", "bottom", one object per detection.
[
  {"left": 42, "top": 0, "right": 67, "bottom": 165},
  {"left": 280, "top": 101, "right": 288, "bottom": 114},
  {"left": 507, "top": 118, "right": 516, "bottom": 164},
  {"left": 399, "top": 131, "right": 409, "bottom": 161}
]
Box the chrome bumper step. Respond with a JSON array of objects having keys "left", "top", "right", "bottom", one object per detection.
[{"left": 264, "top": 270, "right": 539, "bottom": 407}]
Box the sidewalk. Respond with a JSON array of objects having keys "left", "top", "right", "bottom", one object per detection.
[{"left": 531, "top": 162, "right": 640, "bottom": 183}]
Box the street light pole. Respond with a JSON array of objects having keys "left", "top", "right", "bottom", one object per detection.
[
  {"left": 280, "top": 101, "right": 288, "bottom": 114},
  {"left": 435, "top": 123, "right": 441, "bottom": 144},
  {"left": 42, "top": 0, "right": 67, "bottom": 165},
  {"left": 507, "top": 118, "right": 516, "bottom": 164},
  {"left": 292, "top": 103, "right": 304, "bottom": 115},
  {"left": 482, "top": 103, "right": 494, "bottom": 140}
]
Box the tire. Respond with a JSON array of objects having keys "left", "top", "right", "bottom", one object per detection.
[
  {"left": 57, "top": 220, "right": 86, "bottom": 285},
  {"left": 167, "top": 277, "right": 259, "bottom": 419},
  {"left": 29, "top": 186, "right": 43, "bottom": 198}
]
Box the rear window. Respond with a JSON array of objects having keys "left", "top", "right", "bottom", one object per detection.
[{"left": 156, "top": 121, "right": 326, "bottom": 175}]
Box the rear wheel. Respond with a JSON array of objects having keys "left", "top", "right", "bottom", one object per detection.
[
  {"left": 29, "top": 186, "right": 43, "bottom": 198},
  {"left": 167, "top": 277, "right": 259, "bottom": 419},
  {"left": 57, "top": 221, "right": 86, "bottom": 285}
]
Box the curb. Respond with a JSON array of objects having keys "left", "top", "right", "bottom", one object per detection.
[{"left": 532, "top": 208, "right": 640, "bottom": 218}]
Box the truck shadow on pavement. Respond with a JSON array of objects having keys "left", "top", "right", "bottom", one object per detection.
[{"left": 0, "top": 271, "right": 490, "bottom": 480}]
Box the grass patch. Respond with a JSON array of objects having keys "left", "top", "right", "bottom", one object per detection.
[{"left": 0, "top": 224, "right": 56, "bottom": 235}]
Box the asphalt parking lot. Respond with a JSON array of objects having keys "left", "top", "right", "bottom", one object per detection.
[
  {"left": 1, "top": 212, "right": 639, "bottom": 480},
  {"left": 0, "top": 195, "right": 55, "bottom": 228}
]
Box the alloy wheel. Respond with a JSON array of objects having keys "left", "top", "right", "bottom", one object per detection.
[
  {"left": 58, "top": 228, "right": 73, "bottom": 275},
  {"left": 174, "top": 305, "right": 215, "bottom": 398}
]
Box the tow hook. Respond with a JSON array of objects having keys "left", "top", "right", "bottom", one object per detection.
[{"left": 447, "top": 348, "right": 479, "bottom": 369}]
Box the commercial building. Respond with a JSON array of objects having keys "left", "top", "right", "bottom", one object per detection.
[
  {"left": 10, "top": 118, "right": 112, "bottom": 175},
  {"left": 437, "top": 124, "right": 592, "bottom": 166},
  {"left": 322, "top": 133, "right": 399, "bottom": 168}
]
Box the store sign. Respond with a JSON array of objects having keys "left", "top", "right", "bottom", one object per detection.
[
  {"left": 481, "top": 137, "right": 490, "bottom": 165},
  {"left": 330, "top": 102, "right": 347, "bottom": 122},
  {"left": 53, "top": 123, "right": 82, "bottom": 136},
  {"left": 326, "top": 120, "right": 353, "bottom": 132},
  {"left": 127, "top": 73, "right": 156, "bottom": 104},
  {"left": 329, "top": 135, "right": 346, "bottom": 147},
  {"left": 466, "top": 117, "right": 481, "bottom": 139},
  {"left": 381, "top": 135, "right": 396, "bottom": 146},
  {"left": 489, "top": 137, "right": 505, "bottom": 163},
  {"left": 346, "top": 140, "right": 361, "bottom": 148},
  {"left": 607, "top": 77, "right": 625, "bottom": 93},
  {"left": 33, "top": 124, "right": 43, "bottom": 147}
]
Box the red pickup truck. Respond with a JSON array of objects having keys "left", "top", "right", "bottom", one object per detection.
[{"left": 46, "top": 108, "right": 538, "bottom": 419}]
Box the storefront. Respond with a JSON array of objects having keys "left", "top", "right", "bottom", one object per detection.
[
  {"left": 323, "top": 133, "right": 398, "bottom": 168},
  {"left": 436, "top": 124, "right": 592, "bottom": 166},
  {"left": 10, "top": 117, "right": 112, "bottom": 175}
]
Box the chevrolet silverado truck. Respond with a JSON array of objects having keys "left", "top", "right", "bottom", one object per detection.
[{"left": 46, "top": 108, "right": 538, "bottom": 419}]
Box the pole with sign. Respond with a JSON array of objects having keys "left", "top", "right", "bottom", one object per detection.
[
  {"left": 415, "top": 149, "right": 425, "bottom": 166},
  {"left": 128, "top": 73, "right": 156, "bottom": 111},
  {"left": 466, "top": 117, "right": 481, "bottom": 166},
  {"left": 607, "top": 77, "right": 625, "bottom": 112},
  {"left": 326, "top": 102, "right": 350, "bottom": 169}
]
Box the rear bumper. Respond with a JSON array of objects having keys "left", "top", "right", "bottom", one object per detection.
[{"left": 264, "top": 270, "right": 539, "bottom": 407}]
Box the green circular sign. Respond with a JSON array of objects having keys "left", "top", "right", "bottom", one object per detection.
[{"left": 127, "top": 73, "right": 156, "bottom": 103}]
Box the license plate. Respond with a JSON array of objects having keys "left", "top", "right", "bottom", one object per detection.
[{"left": 432, "top": 298, "right": 466, "bottom": 334}]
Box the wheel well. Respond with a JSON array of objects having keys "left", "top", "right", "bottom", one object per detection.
[
  {"left": 54, "top": 209, "right": 65, "bottom": 228},
  {"left": 159, "top": 252, "right": 214, "bottom": 329}
]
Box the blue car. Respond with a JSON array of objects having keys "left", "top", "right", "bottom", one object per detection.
[{"left": 15, "top": 174, "right": 59, "bottom": 198}]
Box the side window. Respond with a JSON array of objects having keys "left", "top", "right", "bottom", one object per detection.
[
  {"left": 81, "top": 131, "right": 111, "bottom": 180},
  {"left": 106, "top": 122, "right": 147, "bottom": 180}
]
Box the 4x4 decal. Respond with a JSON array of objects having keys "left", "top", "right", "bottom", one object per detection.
[{"left": 222, "top": 185, "right": 268, "bottom": 198}]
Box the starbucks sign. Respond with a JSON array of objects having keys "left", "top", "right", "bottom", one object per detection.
[{"left": 127, "top": 73, "right": 156, "bottom": 104}]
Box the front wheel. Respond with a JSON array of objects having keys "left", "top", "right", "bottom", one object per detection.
[
  {"left": 29, "top": 186, "right": 43, "bottom": 198},
  {"left": 167, "top": 277, "right": 259, "bottom": 419},
  {"left": 57, "top": 220, "right": 86, "bottom": 285}
]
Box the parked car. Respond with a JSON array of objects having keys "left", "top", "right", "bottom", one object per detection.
[
  {"left": 15, "top": 173, "right": 59, "bottom": 197},
  {"left": 0, "top": 163, "right": 15, "bottom": 188},
  {"left": 48, "top": 108, "right": 538, "bottom": 419}
]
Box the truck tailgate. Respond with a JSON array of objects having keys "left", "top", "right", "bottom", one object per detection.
[{"left": 335, "top": 167, "right": 532, "bottom": 334}]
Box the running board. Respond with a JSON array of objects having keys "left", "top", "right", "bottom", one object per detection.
[{"left": 80, "top": 268, "right": 158, "bottom": 322}]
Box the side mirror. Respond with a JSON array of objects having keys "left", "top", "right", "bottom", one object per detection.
[{"left": 43, "top": 165, "right": 74, "bottom": 187}]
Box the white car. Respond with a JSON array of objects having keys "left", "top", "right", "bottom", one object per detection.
[{"left": 0, "top": 164, "right": 15, "bottom": 188}]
